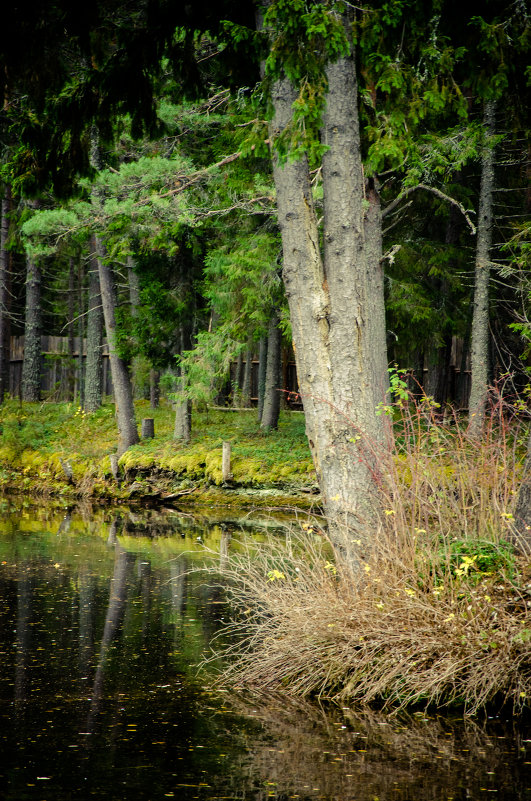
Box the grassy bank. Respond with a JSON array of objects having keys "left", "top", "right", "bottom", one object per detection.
[
  {"left": 212, "top": 401, "right": 531, "bottom": 715},
  {"left": 0, "top": 398, "right": 317, "bottom": 506}
]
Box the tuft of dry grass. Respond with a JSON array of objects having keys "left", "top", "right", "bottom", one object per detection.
[{"left": 210, "top": 396, "right": 531, "bottom": 715}]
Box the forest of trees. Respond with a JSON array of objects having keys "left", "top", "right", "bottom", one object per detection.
[{"left": 0, "top": 0, "right": 530, "bottom": 556}]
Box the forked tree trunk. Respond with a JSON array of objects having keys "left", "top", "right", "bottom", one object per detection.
[
  {"left": 260, "top": 311, "right": 281, "bottom": 431},
  {"left": 21, "top": 248, "right": 42, "bottom": 403},
  {"left": 0, "top": 186, "right": 11, "bottom": 403},
  {"left": 270, "top": 15, "right": 387, "bottom": 559},
  {"left": 468, "top": 100, "right": 496, "bottom": 437},
  {"left": 84, "top": 236, "right": 103, "bottom": 412}
]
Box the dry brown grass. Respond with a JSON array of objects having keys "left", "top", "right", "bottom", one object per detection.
[{"left": 210, "top": 398, "right": 531, "bottom": 715}]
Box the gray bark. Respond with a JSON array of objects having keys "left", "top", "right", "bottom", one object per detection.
[
  {"left": 232, "top": 350, "right": 243, "bottom": 407},
  {"left": 84, "top": 236, "right": 104, "bottom": 412},
  {"left": 67, "top": 257, "right": 76, "bottom": 400},
  {"left": 0, "top": 186, "right": 11, "bottom": 403},
  {"left": 512, "top": 430, "right": 531, "bottom": 555},
  {"left": 468, "top": 100, "right": 496, "bottom": 437},
  {"left": 173, "top": 380, "right": 191, "bottom": 443},
  {"left": 90, "top": 128, "right": 138, "bottom": 453},
  {"left": 241, "top": 343, "right": 253, "bottom": 408},
  {"left": 260, "top": 310, "right": 281, "bottom": 431},
  {"left": 270, "top": 15, "right": 386, "bottom": 558},
  {"left": 96, "top": 237, "right": 139, "bottom": 454},
  {"left": 364, "top": 181, "right": 389, "bottom": 415},
  {"left": 77, "top": 259, "right": 85, "bottom": 406},
  {"left": 150, "top": 368, "right": 160, "bottom": 408},
  {"left": 257, "top": 335, "right": 268, "bottom": 422},
  {"left": 21, "top": 247, "right": 42, "bottom": 402}
]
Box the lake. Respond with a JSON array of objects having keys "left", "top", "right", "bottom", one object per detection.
[{"left": 0, "top": 501, "right": 529, "bottom": 800}]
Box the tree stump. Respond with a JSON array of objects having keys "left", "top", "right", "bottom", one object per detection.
[{"left": 141, "top": 417, "right": 155, "bottom": 439}]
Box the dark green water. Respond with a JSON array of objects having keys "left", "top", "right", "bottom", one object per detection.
[{"left": 0, "top": 503, "right": 529, "bottom": 801}]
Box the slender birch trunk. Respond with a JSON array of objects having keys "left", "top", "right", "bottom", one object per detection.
[{"left": 468, "top": 100, "right": 496, "bottom": 437}]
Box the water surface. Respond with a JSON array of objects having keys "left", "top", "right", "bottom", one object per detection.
[{"left": 0, "top": 502, "right": 529, "bottom": 800}]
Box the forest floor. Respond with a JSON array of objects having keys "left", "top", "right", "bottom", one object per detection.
[{"left": 0, "top": 398, "right": 319, "bottom": 509}]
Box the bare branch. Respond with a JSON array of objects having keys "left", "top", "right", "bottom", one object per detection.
[{"left": 382, "top": 183, "right": 477, "bottom": 234}]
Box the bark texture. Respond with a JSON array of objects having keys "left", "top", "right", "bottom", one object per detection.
[
  {"left": 257, "top": 335, "right": 268, "bottom": 422},
  {"left": 84, "top": 237, "right": 104, "bottom": 412},
  {"left": 90, "top": 128, "right": 138, "bottom": 453},
  {"left": 260, "top": 310, "right": 281, "bottom": 431},
  {"left": 270, "top": 22, "right": 387, "bottom": 557},
  {"left": 96, "top": 237, "right": 139, "bottom": 454},
  {"left": 21, "top": 251, "right": 42, "bottom": 402},
  {"left": 0, "top": 186, "right": 11, "bottom": 403},
  {"left": 468, "top": 100, "right": 496, "bottom": 437}
]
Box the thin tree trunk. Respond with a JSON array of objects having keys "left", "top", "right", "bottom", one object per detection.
[
  {"left": 21, "top": 250, "right": 42, "bottom": 402},
  {"left": 91, "top": 128, "right": 138, "bottom": 453},
  {"left": 365, "top": 179, "right": 389, "bottom": 415},
  {"left": 232, "top": 350, "right": 243, "bottom": 407},
  {"left": 257, "top": 335, "right": 268, "bottom": 422},
  {"left": 260, "top": 311, "right": 281, "bottom": 431},
  {"left": 241, "top": 342, "right": 253, "bottom": 408},
  {"left": 84, "top": 236, "right": 103, "bottom": 412},
  {"left": 173, "top": 375, "right": 191, "bottom": 443},
  {"left": 468, "top": 100, "right": 496, "bottom": 437},
  {"left": 0, "top": 186, "right": 11, "bottom": 403},
  {"left": 67, "top": 257, "right": 76, "bottom": 400},
  {"left": 77, "top": 259, "right": 85, "bottom": 407},
  {"left": 269, "top": 14, "right": 386, "bottom": 559},
  {"left": 150, "top": 369, "right": 160, "bottom": 409},
  {"left": 127, "top": 256, "right": 143, "bottom": 399},
  {"left": 96, "top": 240, "right": 139, "bottom": 454},
  {"left": 512, "top": 431, "right": 531, "bottom": 555},
  {"left": 173, "top": 326, "right": 191, "bottom": 443}
]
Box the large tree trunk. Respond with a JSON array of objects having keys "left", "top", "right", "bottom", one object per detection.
[
  {"left": 468, "top": 100, "right": 496, "bottom": 437},
  {"left": 260, "top": 310, "right": 281, "bottom": 431},
  {"left": 270, "top": 18, "right": 387, "bottom": 558},
  {"left": 0, "top": 186, "right": 11, "bottom": 403},
  {"left": 21, "top": 249, "right": 42, "bottom": 402},
  {"left": 84, "top": 236, "right": 103, "bottom": 412}
]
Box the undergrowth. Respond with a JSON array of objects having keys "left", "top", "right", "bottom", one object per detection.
[
  {"left": 210, "top": 393, "right": 531, "bottom": 715},
  {"left": 0, "top": 398, "right": 315, "bottom": 493}
]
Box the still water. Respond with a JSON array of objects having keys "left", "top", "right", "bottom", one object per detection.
[{"left": 0, "top": 502, "right": 529, "bottom": 801}]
